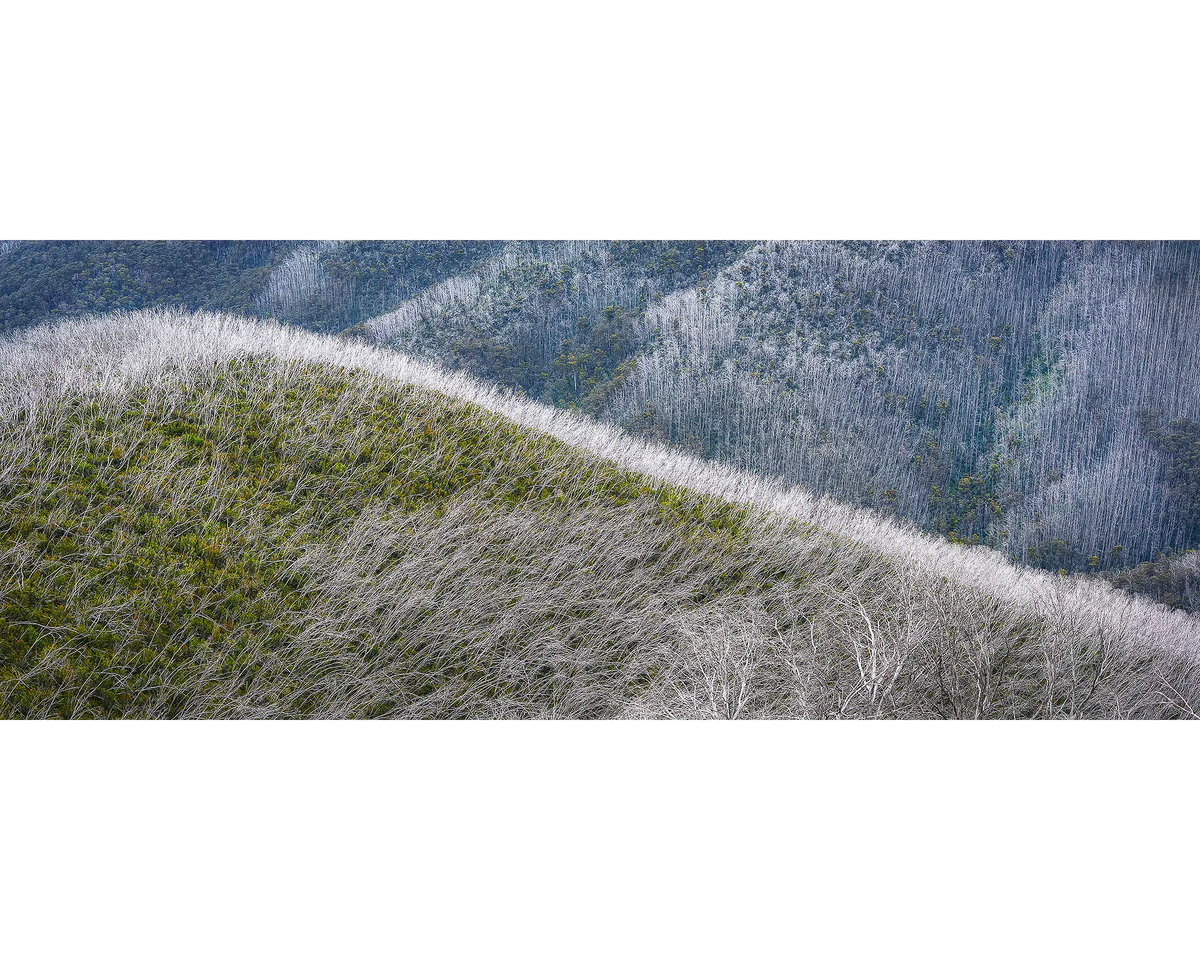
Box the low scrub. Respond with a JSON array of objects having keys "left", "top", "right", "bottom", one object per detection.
[{"left": 2, "top": 310, "right": 1198, "bottom": 718}]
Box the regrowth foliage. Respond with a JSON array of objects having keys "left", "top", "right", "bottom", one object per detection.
[{"left": 2, "top": 310, "right": 1198, "bottom": 718}]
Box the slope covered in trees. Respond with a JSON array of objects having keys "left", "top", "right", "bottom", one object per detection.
[
  {"left": 368, "top": 240, "right": 749, "bottom": 406},
  {"left": 366, "top": 241, "right": 1200, "bottom": 584},
  {"left": 0, "top": 241, "right": 292, "bottom": 331},
  {"left": 2, "top": 310, "right": 1198, "bottom": 718},
  {"left": 0, "top": 241, "right": 498, "bottom": 335},
  {"left": 6, "top": 241, "right": 1199, "bottom": 596}
]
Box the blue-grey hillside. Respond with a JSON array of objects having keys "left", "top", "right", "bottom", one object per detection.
[{"left": 367, "top": 241, "right": 1200, "bottom": 591}]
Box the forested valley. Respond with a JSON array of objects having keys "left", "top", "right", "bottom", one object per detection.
[
  {"left": 3, "top": 239, "right": 1198, "bottom": 609},
  {"left": 365, "top": 240, "right": 1200, "bottom": 604}
]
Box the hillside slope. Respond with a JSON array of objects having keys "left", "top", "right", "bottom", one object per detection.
[
  {"left": 0, "top": 241, "right": 500, "bottom": 336},
  {"left": 10, "top": 240, "right": 1196, "bottom": 587},
  {"left": 369, "top": 241, "right": 1200, "bottom": 581},
  {"left": 2, "top": 310, "right": 1199, "bottom": 718}
]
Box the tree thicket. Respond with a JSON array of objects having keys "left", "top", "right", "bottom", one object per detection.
[
  {"left": 0, "top": 241, "right": 293, "bottom": 332},
  {"left": 0, "top": 240, "right": 499, "bottom": 336},
  {"left": 369, "top": 240, "right": 1200, "bottom": 583},
  {"left": 370, "top": 240, "right": 750, "bottom": 408}
]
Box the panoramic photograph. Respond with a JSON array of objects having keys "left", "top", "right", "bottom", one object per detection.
[{"left": 3, "top": 240, "right": 1198, "bottom": 719}]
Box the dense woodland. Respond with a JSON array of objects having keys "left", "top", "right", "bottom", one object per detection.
[
  {"left": 0, "top": 240, "right": 496, "bottom": 334},
  {"left": 0, "top": 241, "right": 290, "bottom": 330},
  {"left": 3, "top": 240, "right": 1199, "bottom": 610},
  {"left": 367, "top": 241, "right": 1200, "bottom": 600}
]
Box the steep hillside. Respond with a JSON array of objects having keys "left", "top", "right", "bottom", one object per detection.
[
  {"left": 7, "top": 240, "right": 1200, "bottom": 600},
  {"left": 0, "top": 241, "right": 293, "bottom": 332},
  {"left": 367, "top": 240, "right": 748, "bottom": 404},
  {"left": 2, "top": 310, "right": 1198, "bottom": 718},
  {"left": 0, "top": 241, "right": 500, "bottom": 335},
  {"left": 368, "top": 241, "right": 1200, "bottom": 581}
]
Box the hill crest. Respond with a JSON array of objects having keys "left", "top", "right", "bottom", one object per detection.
[{"left": 3, "top": 309, "right": 1198, "bottom": 718}]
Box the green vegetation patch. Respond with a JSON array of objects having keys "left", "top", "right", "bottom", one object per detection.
[
  {"left": 0, "top": 357, "right": 754, "bottom": 717},
  {"left": 4, "top": 339, "right": 1186, "bottom": 720}
]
